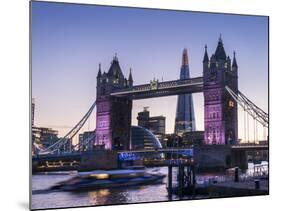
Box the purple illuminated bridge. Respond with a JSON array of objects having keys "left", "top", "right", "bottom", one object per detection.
[
  {"left": 33, "top": 37, "right": 269, "bottom": 172},
  {"left": 95, "top": 37, "right": 239, "bottom": 150},
  {"left": 34, "top": 36, "right": 268, "bottom": 156}
]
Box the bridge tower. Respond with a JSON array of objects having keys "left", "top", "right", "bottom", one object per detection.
[
  {"left": 203, "top": 36, "right": 238, "bottom": 145},
  {"left": 96, "top": 55, "right": 133, "bottom": 150}
]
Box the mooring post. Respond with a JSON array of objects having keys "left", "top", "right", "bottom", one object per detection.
[
  {"left": 187, "top": 165, "right": 191, "bottom": 194},
  {"left": 255, "top": 179, "right": 260, "bottom": 190},
  {"left": 178, "top": 164, "right": 183, "bottom": 197},
  {"left": 188, "top": 165, "right": 192, "bottom": 187},
  {"left": 168, "top": 165, "right": 173, "bottom": 196},
  {"left": 192, "top": 165, "right": 196, "bottom": 187},
  {"left": 234, "top": 167, "right": 239, "bottom": 182}
]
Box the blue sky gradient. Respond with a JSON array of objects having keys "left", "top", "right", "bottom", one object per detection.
[{"left": 32, "top": 2, "right": 268, "bottom": 141}]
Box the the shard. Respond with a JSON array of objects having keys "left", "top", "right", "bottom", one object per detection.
[{"left": 174, "top": 48, "right": 196, "bottom": 135}]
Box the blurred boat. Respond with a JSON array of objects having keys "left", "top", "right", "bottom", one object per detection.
[{"left": 50, "top": 169, "right": 165, "bottom": 191}]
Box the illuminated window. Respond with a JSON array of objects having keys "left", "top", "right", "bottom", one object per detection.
[
  {"left": 113, "top": 78, "right": 119, "bottom": 84},
  {"left": 229, "top": 100, "right": 234, "bottom": 107}
]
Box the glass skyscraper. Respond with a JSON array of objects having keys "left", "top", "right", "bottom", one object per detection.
[{"left": 174, "top": 49, "right": 196, "bottom": 135}]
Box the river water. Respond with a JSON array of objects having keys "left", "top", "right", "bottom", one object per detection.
[{"left": 31, "top": 162, "right": 268, "bottom": 210}]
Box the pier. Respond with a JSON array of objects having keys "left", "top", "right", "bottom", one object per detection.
[
  {"left": 209, "top": 179, "right": 268, "bottom": 197},
  {"left": 167, "top": 162, "right": 196, "bottom": 197}
]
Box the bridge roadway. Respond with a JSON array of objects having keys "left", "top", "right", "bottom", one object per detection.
[
  {"left": 111, "top": 77, "right": 203, "bottom": 100},
  {"left": 32, "top": 148, "right": 193, "bottom": 162},
  {"left": 32, "top": 144, "right": 268, "bottom": 162},
  {"left": 32, "top": 152, "right": 82, "bottom": 162},
  {"left": 118, "top": 148, "right": 193, "bottom": 154},
  {"left": 231, "top": 144, "right": 268, "bottom": 151}
]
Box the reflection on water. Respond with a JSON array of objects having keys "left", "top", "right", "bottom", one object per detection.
[
  {"left": 88, "top": 189, "right": 110, "bottom": 205},
  {"left": 31, "top": 162, "right": 268, "bottom": 210}
]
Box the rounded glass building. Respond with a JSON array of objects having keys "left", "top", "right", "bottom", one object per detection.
[{"left": 131, "top": 125, "right": 162, "bottom": 149}]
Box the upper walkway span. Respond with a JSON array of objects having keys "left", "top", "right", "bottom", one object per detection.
[{"left": 111, "top": 77, "right": 203, "bottom": 100}]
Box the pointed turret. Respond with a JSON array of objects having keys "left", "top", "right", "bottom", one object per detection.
[
  {"left": 107, "top": 53, "right": 124, "bottom": 79},
  {"left": 128, "top": 68, "right": 133, "bottom": 87},
  {"left": 128, "top": 68, "right": 133, "bottom": 81},
  {"left": 227, "top": 55, "right": 230, "bottom": 62},
  {"left": 113, "top": 53, "right": 118, "bottom": 62},
  {"left": 214, "top": 34, "right": 227, "bottom": 60},
  {"left": 203, "top": 45, "right": 209, "bottom": 62},
  {"left": 232, "top": 51, "right": 238, "bottom": 68},
  {"left": 97, "top": 63, "right": 102, "bottom": 78},
  {"left": 182, "top": 48, "right": 189, "bottom": 66}
]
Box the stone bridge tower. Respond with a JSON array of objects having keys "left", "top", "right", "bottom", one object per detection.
[
  {"left": 203, "top": 36, "right": 238, "bottom": 145},
  {"left": 96, "top": 55, "right": 133, "bottom": 150}
]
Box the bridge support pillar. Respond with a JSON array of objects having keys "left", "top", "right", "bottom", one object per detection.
[
  {"left": 194, "top": 145, "right": 231, "bottom": 171},
  {"left": 95, "top": 56, "right": 133, "bottom": 150},
  {"left": 79, "top": 150, "right": 118, "bottom": 171},
  {"left": 96, "top": 96, "right": 132, "bottom": 150},
  {"left": 178, "top": 164, "right": 184, "bottom": 197},
  {"left": 231, "top": 150, "right": 248, "bottom": 170}
]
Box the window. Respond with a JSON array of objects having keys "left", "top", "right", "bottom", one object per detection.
[
  {"left": 210, "top": 71, "right": 217, "bottom": 81},
  {"left": 113, "top": 78, "right": 119, "bottom": 84},
  {"left": 229, "top": 100, "right": 235, "bottom": 107}
]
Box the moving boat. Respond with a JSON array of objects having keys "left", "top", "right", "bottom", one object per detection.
[{"left": 50, "top": 169, "right": 165, "bottom": 191}]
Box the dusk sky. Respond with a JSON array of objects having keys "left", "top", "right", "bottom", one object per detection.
[{"left": 32, "top": 2, "right": 268, "bottom": 142}]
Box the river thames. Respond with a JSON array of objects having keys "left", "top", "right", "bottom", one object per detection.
[{"left": 31, "top": 162, "right": 268, "bottom": 210}]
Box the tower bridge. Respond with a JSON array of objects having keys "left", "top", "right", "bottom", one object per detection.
[
  {"left": 33, "top": 36, "right": 268, "bottom": 171},
  {"left": 95, "top": 36, "right": 240, "bottom": 150}
]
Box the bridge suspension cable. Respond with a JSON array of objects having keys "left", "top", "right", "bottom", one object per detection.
[
  {"left": 32, "top": 142, "right": 45, "bottom": 154},
  {"left": 225, "top": 86, "right": 268, "bottom": 128},
  {"left": 72, "top": 131, "right": 96, "bottom": 152},
  {"left": 39, "top": 101, "right": 96, "bottom": 154}
]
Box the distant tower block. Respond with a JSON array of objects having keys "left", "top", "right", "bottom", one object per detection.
[
  {"left": 175, "top": 48, "right": 196, "bottom": 135},
  {"left": 203, "top": 36, "right": 238, "bottom": 145},
  {"left": 96, "top": 55, "right": 133, "bottom": 150},
  {"left": 32, "top": 98, "right": 35, "bottom": 126}
]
